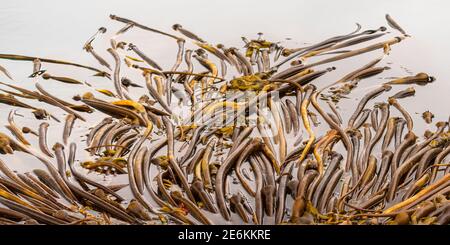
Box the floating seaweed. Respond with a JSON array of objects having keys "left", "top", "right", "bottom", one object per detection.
[{"left": 0, "top": 14, "right": 448, "bottom": 226}]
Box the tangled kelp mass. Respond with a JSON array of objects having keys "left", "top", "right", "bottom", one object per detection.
[{"left": 0, "top": 14, "right": 449, "bottom": 225}]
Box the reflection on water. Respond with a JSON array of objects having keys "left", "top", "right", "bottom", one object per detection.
[{"left": 0, "top": 0, "right": 449, "bottom": 224}]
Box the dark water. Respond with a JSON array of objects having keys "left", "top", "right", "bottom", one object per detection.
[{"left": 0, "top": 0, "right": 449, "bottom": 224}]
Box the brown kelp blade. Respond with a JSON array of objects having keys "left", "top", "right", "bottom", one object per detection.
[{"left": 0, "top": 54, "right": 107, "bottom": 73}]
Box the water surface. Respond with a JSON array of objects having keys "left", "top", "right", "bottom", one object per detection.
[{"left": 0, "top": 0, "right": 449, "bottom": 224}]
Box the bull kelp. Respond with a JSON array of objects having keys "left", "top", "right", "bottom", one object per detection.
[{"left": 0, "top": 14, "right": 448, "bottom": 225}]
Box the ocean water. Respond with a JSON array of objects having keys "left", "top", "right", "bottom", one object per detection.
[{"left": 0, "top": 0, "right": 449, "bottom": 224}]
